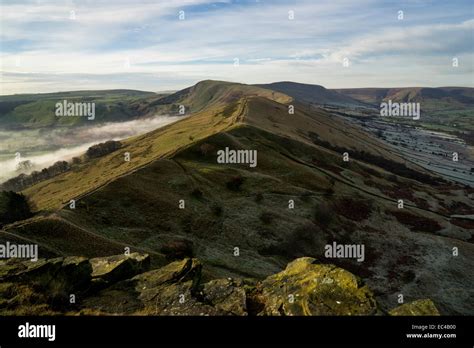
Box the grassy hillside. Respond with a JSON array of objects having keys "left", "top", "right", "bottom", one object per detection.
[
  {"left": 334, "top": 87, "right": 474, "bottom": 107},
  {"left": 5, "top": 120, "right": 474, "bottom": 313},
  {"left": 21, "top": 96, "right": 247, "bottom": 211},
  {"left": 256, "top": 82, "right": 366, "bottom": 107},
  {"left": 0, "top": 81, "right": 291, "bottom": 129},
  {"left": 20, "top": 85, "right": 434, "bottom": 212},
  {"left": 2, "top": 80, "right": 473, "bottom": 314},
  {"left": 148, "top": 80, "right": 292, "bottom": 114},
  {"left": 0, "top": 90, "right": 161, "bottom": 128}
]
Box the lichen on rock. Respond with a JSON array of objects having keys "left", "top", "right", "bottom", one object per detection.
[
  {"left": 0, "top": 254, "right": 440, "bottom": 316},
  {"left": 257, "top": 257, "right": 378, "bottom": 316},
  {"left": 389, "top": 299, "right": 440, "bottom": 316},
  {"left": 90, "top": 252, "right": 150, "bottom": 286}
]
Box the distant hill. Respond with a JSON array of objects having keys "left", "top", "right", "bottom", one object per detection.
[
  {"left": 148, "top": 80, "right": 292, "bottom": 114},
  {"left": 0, "top": 89, "right": 156, "bottom": 102},
  {"left": 334, "top": 87, "right": 474, "bottom": 110},
  {"left": 333, "top": 86, "right": 474, "bottom": 133},
  {"left": 255, "top": 81, "right": 367, "bottom": 107},
  {"left": 0, "top": 89, "right": 160, "bottom": 129},
  {"left": 4, "top": 83, "right": 472, "bottom": 129},
  {"left": 0, "top": 82, "right": 294, "bottom": 129}
]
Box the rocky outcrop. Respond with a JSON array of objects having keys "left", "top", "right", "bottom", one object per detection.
[
  {"left": 201, "top": 278, "right": 248, "bottom": 316},
  {"left": 1, "top": 256, "right": 91, "bottom": 297},
  {"left": 82, "top": 258, "right": 211, "bottom": 315},
  {"left": 256, "top": 257, "right": 378, "bottom": 316},
  {"left": 389, "top": 299, "right": 440, "bottom": 316},
  {"left": 0, "top": 256, "right": 91, "bottom": 315},
  {"left": 0, "top": 254, "right": 439, "bottom": 316},
  {"left": 90, "top": 252, "right": 150, "bottom": 287}
]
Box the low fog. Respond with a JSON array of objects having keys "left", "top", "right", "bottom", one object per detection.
[{"left": 0, "top": 116, "right": 183, "bottom": 183}]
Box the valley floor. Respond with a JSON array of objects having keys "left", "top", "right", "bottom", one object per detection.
[{"left": 342, "top": 116, "right": 473, "bottom": 187}]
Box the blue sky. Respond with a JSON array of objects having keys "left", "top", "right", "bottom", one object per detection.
[{"left": 0, "top": 0, "right": 473, "bottom": 94}]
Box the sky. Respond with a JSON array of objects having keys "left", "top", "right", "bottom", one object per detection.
[{"left": 0, "top": 0, "right": 473, "bottom": 94}]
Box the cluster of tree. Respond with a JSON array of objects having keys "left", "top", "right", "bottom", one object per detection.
[
  {"left": 0, "top": 191, "right": 32, "bottom": 226},
  {"left": 85, "top": 140, "right": 122, "bottom": 159},
  {"left": 1, "top": 161, "right": 70, "bottom": 192},
  {"left": 1, "top": 140, "right": 122, "bottom": 193}
]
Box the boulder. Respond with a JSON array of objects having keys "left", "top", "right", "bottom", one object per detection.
[
  {"left": 82, "top": 258, "right": 211, "bottom": 315},
  {"left": 2, "top": 256, "right": 91, "bottom": 296},
  {"left": 1, "top": 254, "right": 441, "bottom": 317},
  {"left": 200, "top": 278, "right": 248, "bottom": 315},
  {"left": 90, "top": 252, "right": 150, "bottom": 285},
  {"left": 0, "top": 256, "right": 91, "bottom": 314},
  {"left": 389, "top": 299, "right": 440, "bottom": 316},
  {"left": 0, "top": 258, "right": 29, "bottom": 280},
  {"left": 258, "top": 257, "right": 378, "bottom": 315}
]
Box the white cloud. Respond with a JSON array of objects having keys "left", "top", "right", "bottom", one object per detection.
[{"left": 0, "top": 0, "right": 472, "bottom": 93}]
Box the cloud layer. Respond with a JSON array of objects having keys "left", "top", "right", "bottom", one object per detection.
[{"left": 1, "top": 0, "right": 473, "bottom": 93}]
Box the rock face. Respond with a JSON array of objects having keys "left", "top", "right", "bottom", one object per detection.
[
  {"left": 83, "top": 258, "right": 211, "bottom": 315},
  {"left": 0, "top": 256, "right": 92, "bottom": 315},
  {"left": 256, "top": 257, "right": 378, "bottom": 316},
  {"left": 201, "top": 278, "right": 248, "bottom": 316},
  {"left": 0, "top": 254, "right": 439, "bottom": 316},
  {"left": 389, "top": 299, "right": 440, "bottom": 316},
  {"left": 90, "top": 252, "right": 150, "bottom": 286}
]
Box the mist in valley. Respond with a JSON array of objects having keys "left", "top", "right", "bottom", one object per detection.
[{"left": 0, "top": 116, "right": 183, "bottom": 183}]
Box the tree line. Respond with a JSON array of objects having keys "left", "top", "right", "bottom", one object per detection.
[{"left": 1, "top": 140, "right": 122, "bottom": 192}]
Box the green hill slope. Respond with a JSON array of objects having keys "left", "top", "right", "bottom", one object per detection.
[
  {"left": 1, "top": 80, "right": 473, "bottom": 315},
  {"left": 334, "top": 87, "right": 474, "bottom": 109},
  {"left": 256, "top": 81, "right": 366, "bottom": 107},
  {"left": 0, "top": 89, "right": 160, "bottom": 128},
  {"left": 148, "top": 80, "right": 292, "bottom": 114}
]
